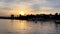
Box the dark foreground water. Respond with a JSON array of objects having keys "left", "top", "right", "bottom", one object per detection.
[{"left": 0, "top": 19, "right": 60, "bottom": 34}]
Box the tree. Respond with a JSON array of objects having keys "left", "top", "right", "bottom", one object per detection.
[
  {"left": 55, "top": 13, "right": 58, "bottom": 16},
  {"left": 11, "top": 14, "right": 14, "bottom": 19}
]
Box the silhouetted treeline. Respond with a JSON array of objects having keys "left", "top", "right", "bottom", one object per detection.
[{"left": 0, "top": 13, "right": 60, "bottom": 20}]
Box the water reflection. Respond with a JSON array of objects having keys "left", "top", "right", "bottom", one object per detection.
[
  {"left": 54, "top": 22, "right": 60, "bottom": 34},
  {"left": 0, "top": 19, "right": 60, "bottom": 34}
]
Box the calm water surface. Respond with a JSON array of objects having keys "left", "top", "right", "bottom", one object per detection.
[{"left": 0, "top": 19, "right": 60, "bottom": 34}]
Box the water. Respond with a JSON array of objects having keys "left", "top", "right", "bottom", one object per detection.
[{"left": 0, "top": 19, "right": 60, "bottom": 34}]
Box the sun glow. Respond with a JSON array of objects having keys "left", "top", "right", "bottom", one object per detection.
[{"left": 19, "top": 10, "right": 25, "bottom": 15}]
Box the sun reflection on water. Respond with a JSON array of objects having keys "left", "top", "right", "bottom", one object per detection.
[{"left": 0, "top": 19, "right": 59, "bottom": 34}]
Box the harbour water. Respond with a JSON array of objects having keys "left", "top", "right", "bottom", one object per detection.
[{"left": 0, "top": 19, "right": 60, "bottom": 34}]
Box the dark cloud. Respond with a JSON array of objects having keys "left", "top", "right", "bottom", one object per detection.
[
  {"left": 31, "top": 4, "right": 40, "bottom": 11},
  {"left": 5, "top": 0, "right": 14, "bottom": 3},
  {"left": 18, "top": 0, "right": 35, "bottom": 3},
  {"left": 53, "top": 5, "right": 60, "bottom": 8}
]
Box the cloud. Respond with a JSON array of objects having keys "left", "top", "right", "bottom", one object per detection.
[
  {"left": 0, "top": 0, "right": 60, "bottom": 16},
  {"left": 30, "top": 4, "right": 40, "bottom": 11},
  {"left": 0, "top": 0, "right": 60, "bottom": 8},
  {"left": 45, "top": 0, "right": 60, "bottom": 8}
]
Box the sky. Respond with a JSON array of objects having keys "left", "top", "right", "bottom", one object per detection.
[{"left": 0, "top": 0, "right": 60, "bottom": 16}]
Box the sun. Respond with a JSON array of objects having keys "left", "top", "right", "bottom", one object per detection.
[{"left": 19, "top": 11, "right": 24, "bottom": 15}]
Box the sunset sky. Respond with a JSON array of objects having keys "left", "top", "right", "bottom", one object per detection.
[{"left": 0, "top": 0, "right": 60, "bottom": 16}]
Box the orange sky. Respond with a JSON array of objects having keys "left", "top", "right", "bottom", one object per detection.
[{"left": 4, "top": 7, "right": 59, "bottom": 16}]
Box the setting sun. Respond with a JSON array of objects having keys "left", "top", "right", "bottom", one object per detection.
[{"left": 19, "top": 10, "right": 25, "bottom": 15}]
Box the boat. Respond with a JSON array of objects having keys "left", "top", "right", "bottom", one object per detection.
[{"left": 55, "top": 20, "right": 60, "bottom": 24}]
